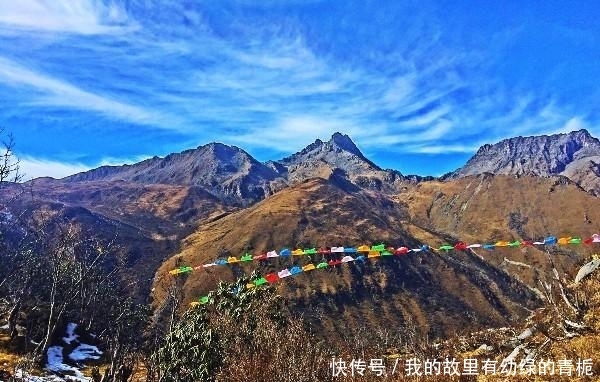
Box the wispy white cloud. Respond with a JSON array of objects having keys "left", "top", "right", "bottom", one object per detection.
[
  {"left": 205, "top": 30, "right": 556, "bottom": 155},
  {"left": 226, "top": 115, "right": 382, "bottom": 152},
  {"left": 0, "top": 57, "right": 175, "bottom": 125},
  {"left": 561, "top": 117, "right": 589, "bottom": 133},
  {"left": 18, "top": 154, "right": 152, "bottom": 181},
  {"left": 18, "top": 156, "right": 91, "bottom": 180},
  {"left": 403, "top": 144, "right": 481, "bottom": 154},
  {"left": 0, "top": 0, "right": 136, "bottom": 35},
  {"left": 381, "top": 75, "right": 417, "bottom": 109}
]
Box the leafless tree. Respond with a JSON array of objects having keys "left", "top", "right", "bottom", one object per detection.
[
  {"left": 0, "top": 131, "right": 148, "bottom": 381},
  {"left": 0, "top": 128, "right": 22, "bottom": 184}
]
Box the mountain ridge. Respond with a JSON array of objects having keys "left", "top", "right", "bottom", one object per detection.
[
  {"left": 59, "top": 129, "right": 600, "bottom": 198},
  {"left": 60, "top": 133, "right": 411, "bottom": 204},
  {"left": 64, "top": 142, "right": 281, "bottom": 205},
  {"left": 446, "top": 129, "right": 600, "bottom": 194}
]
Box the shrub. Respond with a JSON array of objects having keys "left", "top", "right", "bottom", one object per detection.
[{"left": 152, "top": 275, "right": 331, "bottom": 381}]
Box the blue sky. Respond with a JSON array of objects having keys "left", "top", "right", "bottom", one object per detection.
[{"left": 1, "top": 1, "right": 599, "bottom": 179}]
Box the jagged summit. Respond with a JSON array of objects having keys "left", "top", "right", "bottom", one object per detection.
[
  {"left": 330, "top": 132, "right": 365, "bottom": 158},
  {"left": 280, "top": 132, "right": 373, "bottom": 166},
  {"left": 275, "top": 132, "right": 405, "bottom": 191},
  {"left": 448, "top": 129, "right": 600, "bottom": 194}
]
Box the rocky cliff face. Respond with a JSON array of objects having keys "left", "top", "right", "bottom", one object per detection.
[{"left": 448, "top": 129, "right": 600, "bottom": 194}]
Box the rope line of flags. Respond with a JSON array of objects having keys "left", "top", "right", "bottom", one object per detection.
[
  {"left": 168, "top": 234, "right": 600, "bottom": 306},
  {"left": 171, "top": 234, "right": 600, "bottom": 276}
]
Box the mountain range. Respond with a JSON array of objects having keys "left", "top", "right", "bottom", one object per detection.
[
  {"left": 62, "top": 132, "right": 421, "bottom": 205},
  {"left": 6, "top": 129, "right": 600, "bottom": 343},
  {"left": 61, "top": 129, "right": 600, "bottom": 202}
]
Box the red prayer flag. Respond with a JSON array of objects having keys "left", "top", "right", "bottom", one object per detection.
[
  {"left": 454, "top": 242, "right": 467, "bottom": 250},
  {"left": 394, "top": 247, "right": 409, "bottom": 255},
  {"left": 265, "top": 273, "right": 279, "bottom": 284}
]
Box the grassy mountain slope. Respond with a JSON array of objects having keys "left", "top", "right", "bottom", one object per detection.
[
  {"left": 395, "top": 174, "right": 600, "bottom": 291},
  {"left": 153, "top": 178, "right": 541, "bottom": 341}
]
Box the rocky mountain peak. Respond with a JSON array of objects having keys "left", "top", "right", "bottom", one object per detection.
[
  {"left": 571, "top": 128, "right": 594, "bottom": 140},
  {"left": 63, "top": 142, "right": 279, "bottom": 205},
  {"left": 280, "top": 132, "right": 371, "bottom": 165},
  {"left": 447, "top": 129, "right": 600, "bottom": 194},
  {"left": 197, "top": 143, "right": 258, "bottom": 173},
  {"left": 329, "top": 132, "right": 364, "bottom": 157},
  {"left": 205, "top": 142, "right": 240, "bottom": 157},
  {"left": 273, "top": 132, "right": 408, "bottom": 192}
]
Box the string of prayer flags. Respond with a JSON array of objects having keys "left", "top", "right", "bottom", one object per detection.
[{"left": 172, "top": 233, "right": 600, "bottom": 275}]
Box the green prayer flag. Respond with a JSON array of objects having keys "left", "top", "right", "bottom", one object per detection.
[
  {"left": 371, "top": 244, "right": 386, "bottom": 252},
  {"left": 254, "top": 277, "right": 268, "bottom": 286}
]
